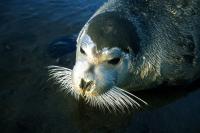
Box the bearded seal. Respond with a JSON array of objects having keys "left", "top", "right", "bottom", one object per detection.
[{"left": 48, "top": 0, "right": 200, "bottom": 112}]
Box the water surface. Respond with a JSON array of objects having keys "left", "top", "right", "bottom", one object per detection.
[{"left": 0, "top": 0, "right": 200, "bottom": 133}]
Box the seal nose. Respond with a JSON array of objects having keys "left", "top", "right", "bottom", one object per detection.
[{"left": 79, "top": 78, "right": 93, "bottom": 92}]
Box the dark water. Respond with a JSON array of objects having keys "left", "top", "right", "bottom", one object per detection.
[{"left": 0, "top": 0, "right": 200, "bottom": 133}]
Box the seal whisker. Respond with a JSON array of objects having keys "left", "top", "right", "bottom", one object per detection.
[
  {"left": 47, "top": 65, "right": 72, "bottom": 71},
  {"left": 112, "top": 87, "right": 140, "bottom": 108},
  {"left": 99, "top": 95, "right": 111, "bottom": 112},
  {"left": 100, "top": 92, "right": 117, "bottom": 112},
  {"left": 95, "top": 96, "right": 106, "bottom": 112},
  {"left": 108, "top": 90, "right": 127, "bottom": 112},
  {"left": 85, "top": 93, "right": 107, "bottom": 112},
  {"left": 110, "top": 89, "right": 134, "bottom": 112},
  {"left": 108, "top": 89, "right": 130, "bottom": 112},
  {"left": 99, "top": 94, "right": 111, "bottom": 110},
  {"left": 118, "top": 87, "right": 148, "bottom": 105},
  {"left": 47, "top": 65, "right": 80, "bottom": 100}
]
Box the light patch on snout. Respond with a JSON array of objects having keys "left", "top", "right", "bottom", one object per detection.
[
  {"left": 72, "top": 60, "right": 98, "bottom": 96},
  {"left": 79, "top": 33, "right": 124, "bottom": 66},
  {"left": 79, "top": 34, "right": 104, "bottom": 65}
]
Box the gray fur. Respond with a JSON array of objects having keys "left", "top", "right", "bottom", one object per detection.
[{"left": 77, "top": 0, "right": 200, "bottom": 90}]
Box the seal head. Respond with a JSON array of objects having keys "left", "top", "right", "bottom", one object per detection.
[
  {"left": 70, "top": 12, "right": 146, "bottom": 109},
  {"left": 48, "top": 11, "right": 148, "bottom": 111}
]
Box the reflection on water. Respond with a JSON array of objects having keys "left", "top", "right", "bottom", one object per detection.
[{"left": 0, "top": 0, "right": 200, "bottom": 133}]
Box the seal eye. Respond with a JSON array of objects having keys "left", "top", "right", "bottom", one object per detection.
[
  {"left": 108, "top": 58, "right": 120, "bottom": 65},
  {"left": 80, "top": 47, "right": 86, "bottom": 55}
]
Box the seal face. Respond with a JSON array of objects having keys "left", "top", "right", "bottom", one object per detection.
[
  {"left": 69, "top": 11, "right": 147, "bottom": 110},
  {"left": 73, "top": 12, "right": 141, "bottom": 94},
  {"left": 48, "top": 0, "right": 200, "bottom": 112}
]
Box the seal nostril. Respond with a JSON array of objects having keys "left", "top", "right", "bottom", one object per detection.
[
  {"left": 79, "top": 79, "right": 86, "bottom": 89},
  {"left": 85, "top": 81, "right": 93, "bottom": 91},
  {"left": 79, "top": 79, "right": 93, "bottom": 91}
]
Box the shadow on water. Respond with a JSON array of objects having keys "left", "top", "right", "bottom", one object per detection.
[{"left": 1, "top": 0, "right": 200, "bottom": 133}]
